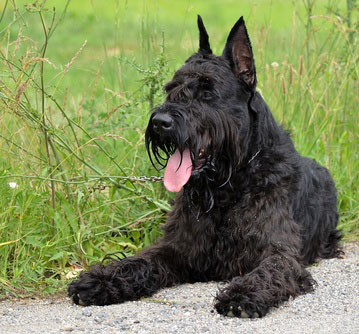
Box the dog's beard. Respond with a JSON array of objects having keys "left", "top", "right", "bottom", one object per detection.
[{"left": 146, "top": 120, "right": 239, "bottom": 197}]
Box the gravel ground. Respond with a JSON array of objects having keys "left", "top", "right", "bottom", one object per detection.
[{"left": 0, "top": 243, "right": 358, "bottom": 334}]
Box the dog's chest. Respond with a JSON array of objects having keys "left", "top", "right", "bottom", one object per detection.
[{"left": 172, "top": 208, "right": 256, "bottom": 279}]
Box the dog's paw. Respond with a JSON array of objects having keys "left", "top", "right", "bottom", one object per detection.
[
  {"left": 214, "top": 300, "right": 262, "bottom": 318},
  {"left": 68, "top": 265, "right": 114, "bottom": 306},
  {"left": 68, "top": 275, "right": 103, "bottom": 306},
  {"left": 68, "top": 280, "right": 92, "bottom": 306}
]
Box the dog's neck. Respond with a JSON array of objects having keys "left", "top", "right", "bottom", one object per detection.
[{"left": 183, "top": 147, "right": 262, "bottom": 217}]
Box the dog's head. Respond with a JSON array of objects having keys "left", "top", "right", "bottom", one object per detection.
[{"left": 146, "top": 16, "right": 260, "bottom": 194}]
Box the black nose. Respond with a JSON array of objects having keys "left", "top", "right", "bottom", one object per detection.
[{"left": 152, "top": 113, "right": 174, "bottom": 134}]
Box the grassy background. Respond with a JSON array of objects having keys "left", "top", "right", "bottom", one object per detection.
[{"left": 0, "top": 0, "right": 358, "bottom": 297}]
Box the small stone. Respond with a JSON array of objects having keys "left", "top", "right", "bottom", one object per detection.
[
  {"left": 121, "top": 325, "right": 130, "bottom": 330},
  {"left": 63, "top": 327, "right": 74, "bottom": 332},
  {"left": 94, "top": 317, "right": 103, "bottom": 324},
  {"left": 82, "top": 310, "right": 92, "bottom": 317},
  {"left": 98, "top": 311, "right": 108, "bottom": 319}
]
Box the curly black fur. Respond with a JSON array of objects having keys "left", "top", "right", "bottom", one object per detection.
[{"left": 68, "top": 15, "right": 342, "bottom": 318}]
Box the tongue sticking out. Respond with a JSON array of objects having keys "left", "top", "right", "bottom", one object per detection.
[{"left": 164, "top": 148, "right": 193, "bottom": 192}]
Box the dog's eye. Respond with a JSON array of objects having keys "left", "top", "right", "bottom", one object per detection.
[
  {"left": 200, "top": 77, "right": 211, "bottom": 89},
  {"left": 202, "top": 91, "right": 212, "bottom": 100}
]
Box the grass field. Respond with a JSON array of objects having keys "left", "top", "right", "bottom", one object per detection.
[{"left": 0, "top": 0, "right": 358, "bottom": 297}]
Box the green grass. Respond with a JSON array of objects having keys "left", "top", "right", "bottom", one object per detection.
[{"left": 0, "top": 0, "right": 358, "bottom": 298}]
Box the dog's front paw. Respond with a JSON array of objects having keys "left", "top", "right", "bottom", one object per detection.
[
  {"left": 68, "top": 264, "right": 115, "bottom": 306},
  {"left": 214, "top": 285, "right": 269, "bottom": 319},
  {"left": 214, "top": 300, "right": 262, "bottom": 318}
]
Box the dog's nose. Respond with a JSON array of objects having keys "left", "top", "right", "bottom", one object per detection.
[{"left": 152, "top": 113, "right": 174, "bottom": 134}]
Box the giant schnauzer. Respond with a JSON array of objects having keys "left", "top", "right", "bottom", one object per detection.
[{"left": 68, "top": 16, "right": 342, "bottom": 318}]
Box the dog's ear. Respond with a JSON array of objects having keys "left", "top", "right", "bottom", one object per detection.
[
  {"left": 222, "top": 17, "right": 256, "bottom": 89},
  {"left": 197, "top": 15, "right": 212, "bottom": 54}
]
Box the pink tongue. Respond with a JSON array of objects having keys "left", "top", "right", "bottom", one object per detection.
[{"left": 164, "top": 148, "right": 193, "bottom": 192}]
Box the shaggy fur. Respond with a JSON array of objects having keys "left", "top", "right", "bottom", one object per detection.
[{"left": 68, "top": 16, "right": 342, "bottom": 318}]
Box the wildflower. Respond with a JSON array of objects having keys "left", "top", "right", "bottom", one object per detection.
[
  {"left": 271, "top": 61, "right": 279, "bottom": 69},
  {"left": 8, "top": 182, "right": 18, "bottom": 189}
]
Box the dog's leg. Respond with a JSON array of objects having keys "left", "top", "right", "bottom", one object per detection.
[
  {"left": 214, "top": 249, "right": 315, "bottom": 318},
  {"left": 68, "top": 244, "right": 182, "bottom": 306}
]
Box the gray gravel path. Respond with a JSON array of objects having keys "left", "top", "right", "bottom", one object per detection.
[{"left": 0, "top": 243, "right": 358, "bottom": 334}]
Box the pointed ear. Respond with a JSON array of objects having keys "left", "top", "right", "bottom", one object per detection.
[
  {"left": 197, "top": 15, "right": 212, "bottom": 54},
  {"left": 222, "top": 17, "right": 256, "bottom": 89}
]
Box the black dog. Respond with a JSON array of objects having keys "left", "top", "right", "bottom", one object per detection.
[{"left": 68, "top": 16, "right": 342, "bottom": 318}]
